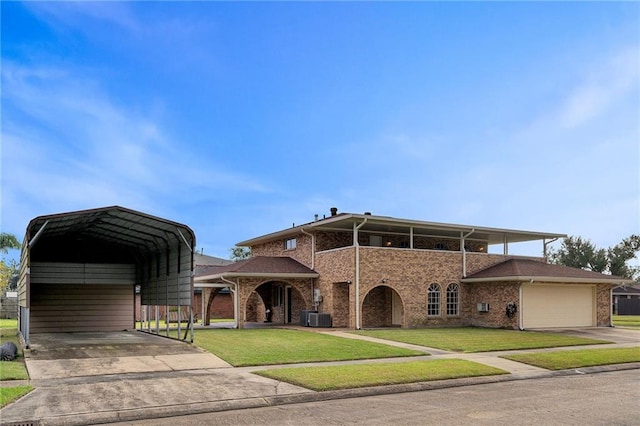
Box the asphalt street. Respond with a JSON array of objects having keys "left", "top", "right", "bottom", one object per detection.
[{"left": 105, "top": 369, "right": 640, "bottom": 426}]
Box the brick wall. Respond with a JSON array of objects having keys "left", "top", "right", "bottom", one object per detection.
[
  {"left": 251, "top": 233, "right": 313, "bottom": 267},
  {"left": 596, "top": 284, "right": 612, "bottom": 326},
  {"left": 466, "top": 281, "right": 520, "bottom": 329}
]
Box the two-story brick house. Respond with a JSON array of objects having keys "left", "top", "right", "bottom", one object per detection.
[{"left": 196, "top": 209, "right": 631, "bottom": 330}]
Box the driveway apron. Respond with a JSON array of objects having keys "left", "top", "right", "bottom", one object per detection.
[{"left": 25, "top": 331, "right": 230, "bottom": 379}]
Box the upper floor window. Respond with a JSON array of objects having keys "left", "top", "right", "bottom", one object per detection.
[
  {"left": 427, "top": 283, "right": 441, "bottom": 317},
  {"left": 446, "top": 283, "right": 459, "bottom": 316},
  {"left": 284, "top": 238, "right": 297, "bottom": 250}
]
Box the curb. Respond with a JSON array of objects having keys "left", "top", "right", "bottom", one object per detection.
[{"left": 17, "top": 362, "right": 640, "bottom": 426}]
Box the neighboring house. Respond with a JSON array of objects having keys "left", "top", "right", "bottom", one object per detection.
[
  {"left": 196, "top": 208, "right": 632, "bottom": 330},
  {"left": 613, "top": 284, "right": 640, "bottom": 315}
]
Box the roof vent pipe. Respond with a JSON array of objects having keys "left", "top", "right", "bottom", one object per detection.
[{"left": 330, "top": 207, "right": 338, "bottom": 216}]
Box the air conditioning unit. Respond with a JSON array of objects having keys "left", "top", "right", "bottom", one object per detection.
[
  {"left": 300, "top": 310, "right": 318, "bottom": 326},
  {"left": 308, "top": 312, "right": 332, "bottom": 328},
  {"left": 477, "top": 303, "right": 490, "bottom": 312}
]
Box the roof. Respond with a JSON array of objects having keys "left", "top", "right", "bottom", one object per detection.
[
  {"left": 613, "top": 284, "right": 640, "bottom": 295},
  {"left": 462, "top": 258, "right": 632, "bottom": 284},
  {"left": 236, "top": 210, "right": 566, "bottom": 247},
  {"left": 24, "top": 206, "right": 195, "bottom": 262},
  {"left": 195, "top": 256, "right": 318, "bottom": 282}
]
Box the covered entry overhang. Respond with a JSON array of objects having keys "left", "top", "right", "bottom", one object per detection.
[
  {"left": 462, "top": 259, "right": 632, "bottom": 329},
  {"left": 18, "top": 206, "right": 196, "bottom": 346},
  {"left": 195, "top": 256, "right": 319, "bottom": 328}
]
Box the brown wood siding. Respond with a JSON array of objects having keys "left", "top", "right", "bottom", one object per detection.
[{"left": 30, "top": 283, "right": 133, "bottom": 333}]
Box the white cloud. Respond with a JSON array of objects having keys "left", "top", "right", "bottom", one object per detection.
[
  {"left": 1, "top": 61, "right": 268, "bottom": 234},
  {"left": 560, "top": 46, "right": 639, "bottom": 129}
]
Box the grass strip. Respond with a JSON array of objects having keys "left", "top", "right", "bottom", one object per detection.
[
  {"left": 612, "top": 315, "right": 640, "bottom": 329},
  {"left": 0, "top": 319, "right": 18, "bottom": 329},
  {"left": 0, "top": 361, "right": 30, "bottom": 380},
  {"left": 352, "top": 328, "right": 609, "bottom": 352},
  {"left": 503, "top": 347, "right": 640, "bottom": 370},
  {"left": 194, "top": 328, "right": 423, "bottom": 366},
  {"left": 0, "top": 386, "right": 33, "bottom": 408},
  {"left": 255, "top": 359, "right": 508, "bottom": 391}
]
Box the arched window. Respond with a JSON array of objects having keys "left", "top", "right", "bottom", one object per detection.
[
  {"left": 446, "top": 283, "right": 459, "bottom": 316},
  {"left": 427, "top": 283, "right": 441, "bottom": 317}
]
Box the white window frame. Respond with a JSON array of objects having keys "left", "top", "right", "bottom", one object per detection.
[
  {"left": 446, "top": 283, "right": 459, "bottom": 316},
  {"left": 427, "top": 283, "right": 441, "bottom": 317},
  {"left": 284, "top": 238, "right": 297, "bottom": 250}
]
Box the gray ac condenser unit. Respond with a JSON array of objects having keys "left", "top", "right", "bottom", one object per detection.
[{"left": 308, "top": 312, "right": 332, "bottom": 328}]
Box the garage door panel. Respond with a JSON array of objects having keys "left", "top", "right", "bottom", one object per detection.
[
  {"left": 30, "top": 283, "right": 133, "bottom": 333},
  {"left": 523, "top": 285, "right": 594, "bottom": 328}
]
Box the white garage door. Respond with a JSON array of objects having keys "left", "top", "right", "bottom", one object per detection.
[{"left": 522, "top": 284, "right": 594, "bottom": 328}]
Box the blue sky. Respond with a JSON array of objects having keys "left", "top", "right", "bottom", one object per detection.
[{"left": 1, "top": 1, "right": 638, "bottom": 260}]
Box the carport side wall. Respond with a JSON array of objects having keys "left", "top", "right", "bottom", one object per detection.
[
  {"left": 139, "top": 247, "right": 192, "bottom": 307},
  {"left": 466, "top": 281, "right": 520, "bottom": 329}
]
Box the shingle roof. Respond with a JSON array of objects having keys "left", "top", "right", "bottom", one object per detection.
[
  {"left": 613, "top": 284, "right": 640, "bottom": 295},
  {"left": 195, "top": 256, "right": 317, "bottom": 280},
  {"left": 463, "top": 258, "right": 631, "bottom": 284}
]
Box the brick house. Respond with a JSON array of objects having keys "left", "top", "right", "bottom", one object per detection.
[{"left": 196, "top": 209, "right": 631, "bottom": 330}]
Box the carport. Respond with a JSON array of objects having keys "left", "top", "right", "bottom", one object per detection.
[{"left": 17, "top": 206, "right": 196, "bottom": 346}]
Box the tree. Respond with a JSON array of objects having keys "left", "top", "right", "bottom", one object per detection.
[
  {"left": 0, "top": 260, "right": 19, "bottom": 292},
  {"left": 608, "top": 235, "right": 640, "bottom": 280},
  {"left": 549, "top": 235, "right": 639, "bottom": 280},
  {"left": 229, "top": 246, "right": 251, "bottom": 262},
  {"left": 0, "top": 233, "right": 20, "bottom": 254},
  {"left": 0, "top": 233, "right": 20, "bottom": 292}
]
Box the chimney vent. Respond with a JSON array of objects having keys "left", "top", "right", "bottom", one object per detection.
[
  {"left": 364, "top": 212, "right": 372, "bottom": 216},
  {"left": 330, "top": 207, "right": 338, "bottom": 216}
]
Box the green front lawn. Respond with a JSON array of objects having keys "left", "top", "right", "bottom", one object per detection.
[
  {"left": 256, "top": 359, "right": 508, "bottom": 391},
  {"left": 194, "top": 329, "right": 423, "bottom": 366},
  {"left": 0, "top": 386, "right": 33, "bottom": 408},
  {"left": 613, "top": 315, "right": 640, "bottom": 329},
  {"left": 352, "top": 328, "right": 609, "bottom": 352},
  {"left": 0, "top": 321, "right": 29, "bottom": 381},
  {"left": 503, "top": 347, "right": 640, "bottom": 370}
]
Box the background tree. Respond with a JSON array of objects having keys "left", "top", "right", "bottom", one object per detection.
[
  {"left": 607, "top": 235, "right": 640, "bottom": 280},
  {"left": 229, "top": 246, "right": 251, "bottom": 262},
  {"left": 0, "top": 233, "right": 20, "bottom": 253},
  {"left": 549, "top": 235, "right": 639, "bottom": 280},
  {"left": 0, "top": 232, "right": 20, "bottom": 292}
]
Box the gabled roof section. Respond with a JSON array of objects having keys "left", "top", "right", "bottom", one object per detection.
[
  {"left": 195, "top": 256, "right": 318, "bottom": 281},
  {"left": 462, "top": 258, "right": 632, "bottom": 284},
  {"left": 236, "top": 211, "right": 566, "bottom": 247}
]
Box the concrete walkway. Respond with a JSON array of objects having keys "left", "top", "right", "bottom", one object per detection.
[{"left": 1, "top": 328, "right": 638, "bottom": 426}]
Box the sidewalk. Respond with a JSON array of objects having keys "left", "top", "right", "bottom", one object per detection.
[{"left": 1, "top": 331, "right": 638, "bottom": 426}]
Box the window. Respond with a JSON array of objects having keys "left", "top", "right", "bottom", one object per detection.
[
  {"left": 446, "top": 283, "right": 459, "bottom": 316},
  {"left": 284, "top": 238, "right": 297, "bottom": 250},
  {"left": 427, "top": 283, "right": 441, "bottom": 316}
]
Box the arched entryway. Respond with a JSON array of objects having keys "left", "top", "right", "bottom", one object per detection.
[
  {"left": 362, "top": 285, "right": 403, "bottom": 328},
  {"left": 245, "top": 281, "right": 307, "bottom": 324}
]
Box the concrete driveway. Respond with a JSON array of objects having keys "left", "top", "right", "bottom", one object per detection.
[
  {"left": 532, "top": 326, "right": 640, "bottom": 344},
  {"left": 25, "top": 331, "right": 230, "bottom": 380}
]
